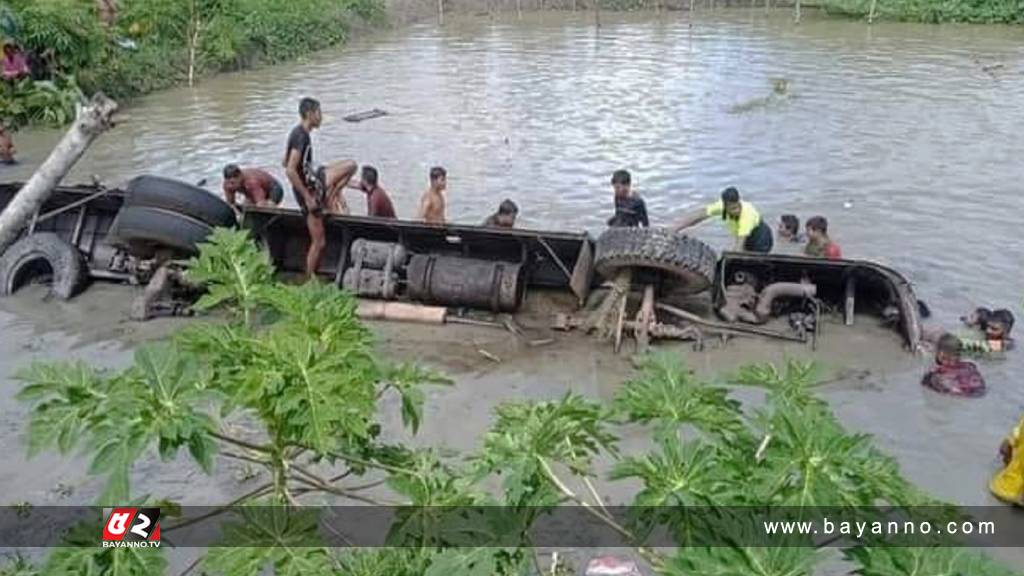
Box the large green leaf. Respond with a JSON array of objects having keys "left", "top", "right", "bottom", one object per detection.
[
  {"left": 337, "top": 549, "right": 432, "bottom": 576},
  {"left": 186, "top": 227, "right": 275, "bottom": 319},
  {"left": 733, "top": 360, "right": 825, "bottom": 409},
  {"left": 615, "top": 353, "right": 746, "bottom": 442},
  {"left": 664, "top": 544, "right": 820, "bottom": 576},
  {"left": 44, "top": 520, "right": 166, "bottom": 576},
  {"left": 15, "top": 361, "right": 106, "bottom": 456},
  {"left": 475, "top": 394, "right": 617, "bottom": 507},
  {"left": 424, "top": 548, "right": 503, "bottom": 576},
  {"left": 845, "top": 546, "right": 1021, "bottom": 576},
  {"left": 202, "top": 505, "right": 334, "bottom": 576}
]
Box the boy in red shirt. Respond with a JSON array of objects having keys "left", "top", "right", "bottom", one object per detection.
[
  {"left": 922, "top": 333, "right": 986, "bottom": 397},
  {"left": 804, "top": 215, "right": 842, "bottom": 259}
]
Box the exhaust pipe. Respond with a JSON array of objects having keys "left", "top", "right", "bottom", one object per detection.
[{"left": 754, "top": 282, "right": 817, "bottom": 322}]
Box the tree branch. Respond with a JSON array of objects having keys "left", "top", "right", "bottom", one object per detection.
[
  {"left": 537, "top": 456, "right": 665, "bottom": 569},
  {"left": 288, "top": 474, "right": 399, "bottom": 506},
  {"left": 325, "top": 449, "right": 419, "bottom": 477},
  {"left": 222, "top": 450, "right": 270, "bottom": 468},
  {"left": 176, "top": 557, "right": 202, "bottom": 576},
  {"left": 211, "top": 430, "right": 272, "bottom": 453},
  {"left": 163, "top": 482, "right": 273, "bottom": 533}
]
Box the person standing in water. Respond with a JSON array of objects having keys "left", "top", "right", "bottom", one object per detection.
[
  {"left": 482, "top": 199, "right": 518, "bottom": 228},
  {"left": 418, "top": 166, "right": 447, "bottom": 224},
  {"left": 673, "top": 186, "right": 773, "bottom": 253},
  {"left": 607, "top": 169, "right": 648, "bottom": 228},
  {"left": 349, "top": 165, "right": 396, "bottom": 219},
  {"left": 283, "top": 97, "right": 358, "bottom": 280}
]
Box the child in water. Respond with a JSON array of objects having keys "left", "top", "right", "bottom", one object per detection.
[
  {"left": 777, "top": 214, "right": 802, "bottom": 242},
  {"left": 959, "top": 308, "right": 1015, "bottom": 354},
  {"left": 920, "top": 333, "right": 986, "bottom": 397}
]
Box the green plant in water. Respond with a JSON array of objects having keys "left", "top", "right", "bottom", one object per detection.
[{"left": 8, "top": 229, "right": 1022, "bottom": 575}]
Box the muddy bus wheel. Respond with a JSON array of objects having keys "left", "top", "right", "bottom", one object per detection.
[
  {"left": 0, "top": 233, "right": 88, "bottom": 299},
  {"left": 107, "top": 206, "right": 214, "bottom": 258},
  {"left": 594, "top": 227, "right": 717, "bottom": 295},
  {"left": 126, "top": 175, "right": 237, "bottom": 228}
]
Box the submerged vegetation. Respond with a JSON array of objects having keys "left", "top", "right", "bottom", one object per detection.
[{"left": 3, "top": 228, "right": 1019, "bottom": 575}]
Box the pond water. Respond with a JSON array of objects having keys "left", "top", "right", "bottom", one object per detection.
[{"left": 3, "top": 8, "right": 1024, "bottom": 569}]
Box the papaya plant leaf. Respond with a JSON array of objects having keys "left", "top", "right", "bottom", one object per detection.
[
  {"left": 44, "top": 520, "right": 166, "bottom": 576},
  {"left": 615, "top": 353, "right": 746, "bottom": 442},
  {"left": 379, "top": 362, "right": 452, "bottom": 434},
  {"left": 203, "top": 505, "right": 333, "bottom": 576},
  {"left": 186, "top": 227, "right": 275, "bottom": 322},
  {"left": 424, "top": 548, "right": 504, "bottom": 576},
  {"left": 733, "top": 360, "right": 825, "bottom": 408},
  {"left": 610, "top": 435, "right": 740, "bottom": 543},
  {"left": 337, "top": 549, "right": 433, "bottom": 576},
  {"left": 475, "top": 394, "right": 617, "bottom": 508},
  {"left": 664, "top": 543, "right": 820, "bottom": 576},
  {"left": 15, "top": 362, "right": 106, "bottom": 457},
  {"left": 845, "top": 546, "right": 1021, "bottom": 576}
]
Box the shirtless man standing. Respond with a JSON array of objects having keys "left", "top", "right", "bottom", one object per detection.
[
  {"left": 283, "top": 97, "right": 358, "bottom": 280},
  {"left": 417, "top": 166, "right": 447, "bottom": 224}
]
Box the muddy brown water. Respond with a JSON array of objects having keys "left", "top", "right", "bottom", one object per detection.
[{"left": 2, "top": 8, "right": 1024, "bottom": 571}]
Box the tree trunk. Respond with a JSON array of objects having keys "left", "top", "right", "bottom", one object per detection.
[
  {"left": 868, "top": 0, "right": 878, "bottom": 23},
  {"left": 187, "top": 3, "right": 202, "bottom": 87},
  {"left": 794, "top": 0, "right": 801, "bottom": 22},
  {"left": 0, "top": 93, "right": 118, "bottom": 254},
  {"left": 438, "top": 0, "right": 445, "bottom": 25}
]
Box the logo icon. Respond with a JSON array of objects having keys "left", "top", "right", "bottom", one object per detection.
[{"left": 102, "top": 508, "right": 161, "bottom": 548}]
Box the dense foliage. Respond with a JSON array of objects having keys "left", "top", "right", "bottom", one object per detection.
[
  {"left": 4, "top": 228, "right": 1021, "bottom": 575},
  {"left": 818, "top": 0, "right": 1024, "bottom": 24},
  {"left": 0, "top": 0, "right": 383, "bottom": 127}
]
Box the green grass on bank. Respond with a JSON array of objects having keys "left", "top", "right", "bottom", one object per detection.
[{"left": 0, "top": 0, "right": 384, "bottom": 129}]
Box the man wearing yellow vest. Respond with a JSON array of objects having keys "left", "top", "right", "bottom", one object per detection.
[{"left": 673, "top": 186, "right": 773, "bottom": 253}]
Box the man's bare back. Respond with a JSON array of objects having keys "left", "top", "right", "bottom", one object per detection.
[
  {"left": 418, "top": 166, "right": 448, "bottom": 224},
  {"left": 418, "top": 188, "right": 445, "bottom": 224}
]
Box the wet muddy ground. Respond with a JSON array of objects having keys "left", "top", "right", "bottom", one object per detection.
[{"left": 0, "top": 280, "right": 1020, "bottom": 571}]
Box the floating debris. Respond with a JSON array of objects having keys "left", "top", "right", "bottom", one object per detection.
[
  {"left": 727, "top": 78, "right": 793, "bottom": 114},
  {"left": 343, "top": 108, "right": 389, "bottom": 123}
]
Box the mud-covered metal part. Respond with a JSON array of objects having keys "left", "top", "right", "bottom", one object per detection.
[
  {"left": 342, "top": 267, "right": 399, "bottom": 299},
  {"left": 754, "top": 282, "right": 817, "bottom": 320},
  {"left": 594, "top": 227, "right": 716, "bottom": 294},
  {"left": 715, "top": 252, "right": 922, "bottom": 352},
  {"left": 130, "top": 262, "right": 196, "bottom": 321},
  {"left": 406, "top": 254, "right": 524, "bottom": 312},
  {"left": 349, "top": 239, "right": 408, "bottom": 270},
  {"left": 718, "top": 283, "right": 758, "bottom": 323}
]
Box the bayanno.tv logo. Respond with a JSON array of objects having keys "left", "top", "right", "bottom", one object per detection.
[{"left": 101, "top": 508, "right": 161, "bottom": 548}]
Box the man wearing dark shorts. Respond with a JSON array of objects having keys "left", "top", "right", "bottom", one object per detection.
[
  {"left": 284, "top": 97, "right": 327, "bottom": 280},
  {"left": 283, "top": 97, "right": 357, "bottom": 279},
  {"left": 222, "top": 164, "right": 283, "bottom": 207}
]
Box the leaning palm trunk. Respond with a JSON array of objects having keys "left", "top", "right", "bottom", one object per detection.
[{"left": 0, "top": 93, "right": 118, "bottom": 254}]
